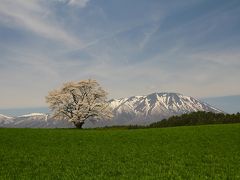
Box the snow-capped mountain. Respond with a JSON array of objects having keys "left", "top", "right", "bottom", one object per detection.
[
  {"left": 0, "top": 113, "right": 73, "bottom": 128},
  {"left": 101, "top": 92, "right": 222, "bottom": 126}
]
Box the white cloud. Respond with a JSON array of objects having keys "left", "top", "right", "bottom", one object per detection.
[
  {"left": 139, "top": 23, "right": 160, "bottom": 50},
  {"left": 55, "top": 0, "right": 90, "bottom": 7},
  {"left": 0, "top": 0, "right": 239, "bottom": 108},
  {"left": 189, "top": 51, "right": 240, "bottom": 67},
  {"left": 0, "top": 0, "right": 83, "bottom": 47},
  {"left": 68, "top": 0, "right": 90, "bottom": 7}
]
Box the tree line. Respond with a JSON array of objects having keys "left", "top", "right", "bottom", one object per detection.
[
  {"left": 100, "top": 112, "right": 240, "bottom": 130},
  {"left": 148, "top": 111, "right": 240, "bottom": 128}
]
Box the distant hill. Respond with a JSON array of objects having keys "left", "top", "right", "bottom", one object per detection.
[
  {"left": 0, "top": 107, "right": 49, "bottom": 117},
  {"left": 0, "top": 113, "right": 73, "bottom": 128}
]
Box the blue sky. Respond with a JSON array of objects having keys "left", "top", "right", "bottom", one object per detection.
[{"left": 0, "top": 0, "right": 240, "bottom": 109}]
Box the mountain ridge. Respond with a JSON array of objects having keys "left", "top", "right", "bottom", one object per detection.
[{"left": 102, "top": 92, "right": 222, "bottom": 127}]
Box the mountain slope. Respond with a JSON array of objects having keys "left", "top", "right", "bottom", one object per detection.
[
  {"left": 104, "top": 92, "right": 222, "bottom": 126},
  {"left": 0, "top": 113, "right": 73, "bottom": 128},
  {"left": 0, "top": 114, "right": 12, "bottom": 119},
  {"left": 0, "top": 114, "right": 14, "bottom": 125}
]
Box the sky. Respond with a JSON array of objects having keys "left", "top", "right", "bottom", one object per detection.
[
  {"left": 0, "top": 0, "right": 240, "bottom": 109},
  {"left": 203, "top": 95, "right": 240, "bottom": 114}
]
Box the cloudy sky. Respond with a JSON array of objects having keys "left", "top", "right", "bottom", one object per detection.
[{"left": 0, "top": 0, "right": 240, "bottom": 109}]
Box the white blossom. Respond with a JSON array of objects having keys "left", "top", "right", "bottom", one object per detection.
[{"left": 46, "top": 79, "right": 113, "bottom": 128}]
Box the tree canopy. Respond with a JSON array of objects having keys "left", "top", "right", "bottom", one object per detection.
[{"left": 46, "top": 79, "right": 112, "bottom": 128}]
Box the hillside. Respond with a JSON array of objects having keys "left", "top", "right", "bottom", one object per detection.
[
  {"left": 0, "top": 113, "right": 73, "bottom": 128},
  {"left": 0, "top": 124, "right": 239, "bottom": 179}
]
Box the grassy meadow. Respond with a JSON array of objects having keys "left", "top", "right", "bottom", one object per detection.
[{"left": 0, "top": 124, "right": 240, "bottom": 179}]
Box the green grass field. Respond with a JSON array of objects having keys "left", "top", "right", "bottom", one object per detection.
[{"left": 0, "top": 124, "right": 240, "bottom": 179}]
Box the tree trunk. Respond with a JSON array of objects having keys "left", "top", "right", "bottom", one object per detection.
[{"left": 74, "top": 121, "right": 84, "bottom": 129}]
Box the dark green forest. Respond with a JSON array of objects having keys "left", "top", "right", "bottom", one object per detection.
[{"left": 149, "top": 111, "right": 240, "bottom": 128}]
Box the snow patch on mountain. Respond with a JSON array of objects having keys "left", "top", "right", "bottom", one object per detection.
[
  {"left": 0, "top": 114, "right": 12, "bottom": 119},
  {"left": 0, "top": 114, "right": 14, "bottom": 125},
  {"left": 103, "top": 92, "right": 223, "bottom": 126},
  {"left": 19, "top": 113, "right": 46, "bottom": 117}
]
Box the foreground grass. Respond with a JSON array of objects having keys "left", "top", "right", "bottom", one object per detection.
[{"left": 0, "top": 124, "right": 240, "bottom": 179}]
